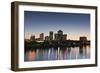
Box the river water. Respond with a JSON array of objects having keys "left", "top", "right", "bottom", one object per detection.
[{"left": 24, "top": 46, "right": 90, "bottom": 61}]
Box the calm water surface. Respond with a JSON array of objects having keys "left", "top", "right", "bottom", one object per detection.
[{"left": 24, "top": 46, "right": 90, "bottom": 61}]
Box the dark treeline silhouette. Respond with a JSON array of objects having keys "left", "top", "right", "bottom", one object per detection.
[{"left": 25, "top": 40, "right": 90, "bottom": 51}]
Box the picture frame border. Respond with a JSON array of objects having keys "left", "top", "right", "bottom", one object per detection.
[{"left": 11, "top": 1, "right": 98, "bottom": 71}]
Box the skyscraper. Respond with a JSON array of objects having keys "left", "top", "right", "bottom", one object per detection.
[
  {"left": 54, "top": 33, "right": 58, "bottom": 40},
  {"left": 30, "top": 35, "right": 35, "bottom": 41},
  {"left": 62, "top": 34, "right": 67, "bottom": 40},
  {"left": 40, "top": 33, "right": 44, "bottom": 41},
  {"left": 58, "top": 30, "right": 63, "bottom": 35},
  {"left": 49, "top": 31, "right": 53, "bottom": 40},
  {"left": 58, "top": 30, "right": 63, "bottom": 41},
  {"left": 54, "top": 30, "right": 67, "bottom": 41},
  {"left": 45, "top": 36, "right": 49, "bottom": 41}
]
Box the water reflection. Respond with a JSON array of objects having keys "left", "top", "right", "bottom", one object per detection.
[{"left": 24, "top": 46, "right": 90, "bottom": 61}]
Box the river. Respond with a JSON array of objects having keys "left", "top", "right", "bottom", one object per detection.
[{"left": 24, "top": 46, "right": 90, "bottom": 61}]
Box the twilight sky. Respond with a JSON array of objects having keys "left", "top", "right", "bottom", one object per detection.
[{"left": 24, "top": 11, "right": 90, "bottom": 40}]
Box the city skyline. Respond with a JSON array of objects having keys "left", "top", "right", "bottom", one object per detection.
[
  {"left": 29, "top": 30, "right": 68, "bottom": 41},
  {"left": 24, "top": 11, "right": 90, "bottom": 40},
  {"left": 25, "top": 30, "right": 89, "bottom": 42}
]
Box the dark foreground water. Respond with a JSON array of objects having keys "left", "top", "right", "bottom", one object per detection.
[{"left": 24, "top": 46, "right": 90, "bottom": 61}]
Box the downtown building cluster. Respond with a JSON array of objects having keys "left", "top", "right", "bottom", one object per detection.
[{"left": 30, "top": 30, "right": 67, "bottom": 41}]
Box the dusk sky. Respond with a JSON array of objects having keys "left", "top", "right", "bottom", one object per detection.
[{"left": 24, "top": 11, "right": 90, "bottom": 40}]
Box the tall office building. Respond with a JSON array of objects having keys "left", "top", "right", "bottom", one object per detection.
[
  {"left": 30, "top": 35, "right": 35, "bottom": 41},
  {"left": 40, "top": 33, "right": 44, "bottom": 41},
  {"left": 62, "top": 34, "right": 67, "bottom": 40},
  {"left": 54, "top": 30, "right": 67, "bottom": 41},
  {"left": 49, "top": 31, "right": 53, "bottom": 40},
  {"left": 57, "top": 30, "right": 63, "bottom": 41},
  {"left": 54, "top": 33, "right": 58, "bottom": 40},
  {"left": 45, "top": 36, "right": 49, "bottom": 41},
  {"left": 58, "top": 30, "right": 63, "bottom": 35}
]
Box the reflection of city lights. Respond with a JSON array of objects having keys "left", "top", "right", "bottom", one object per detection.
[
  {"left": 25, "top": 45, "right": 90, "bottom": 61},
  {"left": 27, "top": 50, "right": 36, "bottom": 61}
]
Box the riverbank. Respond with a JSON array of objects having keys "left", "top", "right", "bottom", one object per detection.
[{"left": 25, "top": 40, "right": 90, "bottom": 51}]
